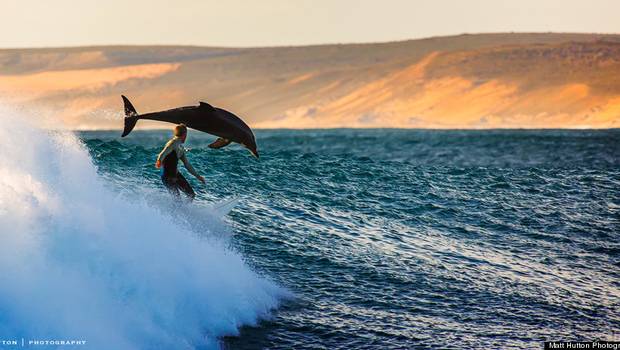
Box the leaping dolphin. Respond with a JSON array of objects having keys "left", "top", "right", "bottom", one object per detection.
[{"left": 120, "top": 95, "right": 259, "bottom": 158}]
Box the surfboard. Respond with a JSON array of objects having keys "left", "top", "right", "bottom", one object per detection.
[{"left": 210, "top": 196, "right": 239, "bottom": 217}]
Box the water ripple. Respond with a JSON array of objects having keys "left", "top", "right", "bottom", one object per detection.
[{"left": 81, "top": 129, "right": 620, "bottom": 349}]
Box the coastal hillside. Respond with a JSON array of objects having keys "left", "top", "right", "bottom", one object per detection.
[{"left": 1, "top": 33, "right": 619, "bottom": 129}]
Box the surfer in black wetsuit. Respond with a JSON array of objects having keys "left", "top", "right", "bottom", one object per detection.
[{"left": 156, "top": 124, "right": 205, "bottom": 199}]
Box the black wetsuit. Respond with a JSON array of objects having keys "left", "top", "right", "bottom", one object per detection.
[{"left": 161, "top": 150, "right": 195, "bottom": 199}]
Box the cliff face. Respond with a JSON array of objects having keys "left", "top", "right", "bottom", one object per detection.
[{"left": 1, "top": 33, "right": 619, "bottom": 129}]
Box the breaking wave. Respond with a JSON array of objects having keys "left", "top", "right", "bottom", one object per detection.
[{"left": 0, "top": 106, "right": 286, "bottom": 349}]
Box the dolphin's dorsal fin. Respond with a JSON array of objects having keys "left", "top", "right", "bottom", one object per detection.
[
  {"left": 199, "top": 101, "right": 217, "bottom": 112},
  {"left": 208, "top": 138, "right": 232, "bottom": 149}
]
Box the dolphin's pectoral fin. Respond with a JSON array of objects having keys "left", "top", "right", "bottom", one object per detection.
[
  {"left": 199, "top": 102, "right": 217, "bottom": 113},
  {"left": 208, "top": 137, "right": 232, "bottom": 149}
]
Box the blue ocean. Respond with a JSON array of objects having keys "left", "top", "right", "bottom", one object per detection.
[{"left": 0, "top": 118, "right": 618, "bottom": 349}]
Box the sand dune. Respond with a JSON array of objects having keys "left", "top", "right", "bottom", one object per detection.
[
  {"left": 1, "top": 33, "right": 619, "bottom": 129},
  {"left": 0, "top": 63, "right": 180, "bottom": 98}
]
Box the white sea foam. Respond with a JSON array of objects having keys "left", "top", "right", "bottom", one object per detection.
[{"left": 0, "top": 106, "right": 285, "bottom": 349}]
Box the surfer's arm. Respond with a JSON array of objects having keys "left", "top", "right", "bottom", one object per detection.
[{"left": 180, "top": 154, "right": 205, "bottom": 184}]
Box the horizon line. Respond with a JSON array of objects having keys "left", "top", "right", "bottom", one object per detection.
[
  {"left": 71, "top": 127, "right": 620, "bottom": 132},
  {"left": 2, "top": 31, "right": 619, "bottom": 51}
]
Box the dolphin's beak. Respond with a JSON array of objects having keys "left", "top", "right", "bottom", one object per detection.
[
  {"left": 242, "top": 142, "right": 259, "bottom": 158},
  {"left": 250, "top": 149, "right": 259, "bottom": 158}
]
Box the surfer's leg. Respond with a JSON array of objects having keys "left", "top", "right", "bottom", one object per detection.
[
  {"left": 161, "top": 175, "right": 181, "bottom": 197},
  {"left": 176, "top": 174, "right": 196, "bottom": 200}
]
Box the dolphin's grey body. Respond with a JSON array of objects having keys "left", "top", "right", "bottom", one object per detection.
[{"left": 121, "top": 95, "right": 259, "bottom": 158}]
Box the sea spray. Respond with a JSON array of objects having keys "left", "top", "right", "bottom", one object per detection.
[{"left": 0, "top": 107, "right": 286, "bottom": 349}]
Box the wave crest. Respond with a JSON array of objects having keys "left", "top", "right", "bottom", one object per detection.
[{"left": 0, "top": 106, "right": 284, "bottom": 349}]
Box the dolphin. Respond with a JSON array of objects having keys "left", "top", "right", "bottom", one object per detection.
[{"left": 120, "top": 95, "right": 259, "bottom": 158}]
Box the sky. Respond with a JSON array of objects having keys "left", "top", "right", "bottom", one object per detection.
[{"left": 0, "top": 0, "right": 618, "bottom": 48}]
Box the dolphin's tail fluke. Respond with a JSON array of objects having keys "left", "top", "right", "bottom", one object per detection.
[{"left": 121, "top": 95, "right": 139, "bottom": 137}]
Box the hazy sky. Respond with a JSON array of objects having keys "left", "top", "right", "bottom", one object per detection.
[{"left": 0, "top": 0, "right": 617, "bottom": 48}]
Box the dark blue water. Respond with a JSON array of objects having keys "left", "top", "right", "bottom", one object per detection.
[{"left": 81, "top": 129, "right": 620, "bottom": 349}]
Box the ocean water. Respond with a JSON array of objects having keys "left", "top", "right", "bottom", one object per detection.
[
  {"left": 1, "top": 112, "right": 619, "bottom": 349},
  {"left": 83, "top": 128, "right": 619, "bottom": 349}
]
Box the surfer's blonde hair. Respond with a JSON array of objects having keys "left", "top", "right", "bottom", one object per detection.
[{"left": 174, "top": 124, "right": 187, "bottom": 137}]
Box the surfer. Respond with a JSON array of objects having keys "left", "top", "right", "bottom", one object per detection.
[{"left": 156, "top": 124, "right": 205, "bottom": 199}]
